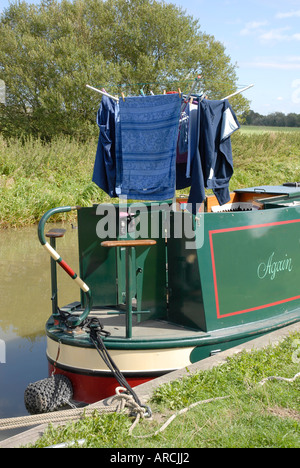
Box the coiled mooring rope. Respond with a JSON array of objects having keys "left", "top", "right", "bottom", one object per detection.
[
  {"left": 0, "top": 387, "right": 147, "bottom": 431},
  {"left": 1, "top": 372, "right": 299, "bottom": 435}
]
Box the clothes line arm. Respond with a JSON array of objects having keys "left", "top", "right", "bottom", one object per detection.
[
  {"left": 86, "top": 84, "right": 119, "bottom": 102},
  {"left": 222, "top": 84, "right": 254, "bottom": 100}
]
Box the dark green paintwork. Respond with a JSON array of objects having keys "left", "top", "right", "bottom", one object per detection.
[
  {"left": 77, "top": 203, "right": 168, "bottom": 321},
  {"left": 44, "top": 188, "right": 300, "bottom": 358},
  {"left": 198, "top": 206, "right": 300, "bottom": 331}
]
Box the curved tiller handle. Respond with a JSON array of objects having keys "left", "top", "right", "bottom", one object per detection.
[{"left": 38, "top": 206, "right": 92, "bottom": 327}]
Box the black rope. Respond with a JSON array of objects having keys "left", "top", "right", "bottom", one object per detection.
[
  {"left": 53, "top": 309, "right": 151, "bottom": 416},
  {"left": 84, "top": 318, "right": 151, "bottom": 417}
]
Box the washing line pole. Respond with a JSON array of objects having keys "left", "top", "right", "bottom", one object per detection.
[
  {"left": 87, "top": 75, "right": 203, "bottom": 104},
  {"left": 222, "top": 84, "right": 254, "bottom": 100},
  {"left": 86, "top": 84, "right": 119, "bottom": 102}
]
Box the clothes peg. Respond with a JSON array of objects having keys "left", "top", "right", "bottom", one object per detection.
[
  {"left": 121, "top": 92, "right": 125, "bottom": 102},
  {"left": 163, "top": 90, "right": 166, "bottom": 95},
  {"left": 178, "top": 88, "right": 182, "bottom": 97}
]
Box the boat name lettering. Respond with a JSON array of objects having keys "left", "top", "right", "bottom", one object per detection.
[{"left": 257, "top": 252, "right": 293, "bottom": 280}]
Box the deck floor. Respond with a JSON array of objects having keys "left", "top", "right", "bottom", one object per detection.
[{"left": 87, "top": 309, "right": 206, "bottom": 339}]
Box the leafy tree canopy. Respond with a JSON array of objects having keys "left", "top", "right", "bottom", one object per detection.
[
  {"left": 244, "top": 109, "right": 300, "bottom": 127},
  {"left": 0, "top": 0, "right": 249, "bottom": 140}
]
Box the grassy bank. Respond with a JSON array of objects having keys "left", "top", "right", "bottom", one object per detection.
[
  {"left": 29, "top": 331, "right": 300, "bottom": 448},
  {"left": 240, "top": 125, "right": 300, "bottom": 134},
  {"left": 0, "top": 131, "right": 300, "bottom": 228},
  {"left": 230, "top": 130, "right": 300, "bottom": 189},
  {"left": 0, "top": 136, "right": 107, "bottom": 228}
]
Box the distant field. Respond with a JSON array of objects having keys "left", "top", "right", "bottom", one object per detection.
[{"left": 241, "top": 125, "right": 300, "bottom": 134}]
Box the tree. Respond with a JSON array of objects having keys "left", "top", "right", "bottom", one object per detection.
[
  {"left": 244, "top": 109, "right": 300, "bottom": 127},
  {"left": 0, "top": 0, "right": 249, "bottom": 140}
]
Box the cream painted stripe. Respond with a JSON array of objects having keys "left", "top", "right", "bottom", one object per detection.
[
  {"left": 43, "top": 242, "right": 60, "bottom": 261},
  {"left": 47, "top": 337, "right": 193, "bottom": 373},
  {"left": 74, "top": 276, "right": 90, "bottom": 292},
  {"left": 43, "top": 242, "right": 89, "bottom": 291}
]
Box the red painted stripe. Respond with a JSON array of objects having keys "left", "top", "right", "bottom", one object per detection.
[
  {"left": 209, "top": 231, "right": 220, "bottom": 318},
  {"left": 48, "top": 364, "right": 153, "bottom": 404},
  {"left": 219, "top": 296, "right": 300, "bottom": 319},
  {"left": 209, "top": 218, "right": 300, "bottom": 319},
  {"left": 58, "top": 259, "right": 76, "bottom": 278},
  {"left": 209, "top": 218, "right": 300, "bottom": 236}
]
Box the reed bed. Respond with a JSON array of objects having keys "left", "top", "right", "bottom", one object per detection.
[{"left": 0, "top": 130, "right": 299, "bottom": 228}]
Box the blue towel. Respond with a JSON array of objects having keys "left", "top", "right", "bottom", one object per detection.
[
  {"left": 92, "top": 95, "right": 118, "bottom": 198},
  {"left": 116, "top": 94, "right": 181, "bottom": 200}
]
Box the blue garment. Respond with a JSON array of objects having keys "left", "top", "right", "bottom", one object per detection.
[
  {"left": 176, "top": 98, "right": 205, "bottom": 214},
  {"left": 117, "top": 94, "right": 181, "bottom": 200},
  {"left": 186, "top": 102, "right": 198, "bottom": 178},
  {"left": 176, "top": 107, "right": 189, "bottom": 164},
  {"left": 199, "top": 99, "right": 240, "bottom": 205},
  {"left": 92, "top": 95, "right": 118, "bottom": 198},
  {"left": 176, "top": 98, "right": 240, "bottom": 213}
]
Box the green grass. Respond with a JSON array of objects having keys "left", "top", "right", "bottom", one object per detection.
[
  {"left": 28, "top": 332, "right": 300, "bottom": 448},
  {"left": 230, "top": 131, "right": 300, "bottom": 189},
  {"left": 0, "top": 135, "right": 109, "bottom": 228},
  {"left": 241, "top": 125, "right": 300, "bottom": 134},
  {"left": 0, "top": 130, "right": 300, "bottom": 227}
]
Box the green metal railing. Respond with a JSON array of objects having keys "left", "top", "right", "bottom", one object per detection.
[{"left": 38, "top": 206, "right": 92, "bottom": 328}]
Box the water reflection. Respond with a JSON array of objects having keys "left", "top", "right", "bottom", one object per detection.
[{"left": 0, "top": 224, "right": 79, "bottom": 440}]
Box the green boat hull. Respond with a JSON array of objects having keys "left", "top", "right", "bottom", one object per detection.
[{"left": 41, "top": 185, "right": 300, "bottom": 402}]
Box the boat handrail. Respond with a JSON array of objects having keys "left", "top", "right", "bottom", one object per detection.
[{"left": 38, "top": 206, "right": 92, "bottom": 328}]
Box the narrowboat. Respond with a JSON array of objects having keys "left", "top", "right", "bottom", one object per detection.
[{"left": 37, "top": 183, "right": 300, "bottom": 405}]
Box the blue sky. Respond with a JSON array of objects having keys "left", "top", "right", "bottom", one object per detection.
[
  {"left": 1, "top": 0, "right": 300, "bottom": 115},
  {"left": 172, "top": 0, "right": 300, "bottom": 115}
]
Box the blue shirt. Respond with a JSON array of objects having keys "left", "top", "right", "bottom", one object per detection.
[{"left": 176, "top": 98, "right": 240, "bottom": 213}]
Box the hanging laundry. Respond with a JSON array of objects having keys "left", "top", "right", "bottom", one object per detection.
[
  {"left": 116, "top": 94, "right": 181, "bottom": 200},
  {"left": 186, "top": 102, "right": 198, "bottom": 178},
  {"left": 92, "top": 95, "right": 118, "bottom": 198},
  {"left": 199, "top": 99, "right": 240, "bottom": 205},
  {"left": 176, "top": 108, "right": 189, "bottom": 164},
  {"left": 176, "top": 98, "right": 240, "bottom": 213}
]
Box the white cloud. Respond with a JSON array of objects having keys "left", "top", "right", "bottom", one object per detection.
[
  {"left": 292, "top": 79, "right": 300, "bottom": 104},
  {"left": 276, "top": 10, "right": 300, "bottom": 19},
  {"left": 259, "top": 27, "right": 300, "bottom": 43},
  {"left": 240, "top": 21, "right": 268, "bottom": 36},
  {"left": 286, "top": 56, "right": 300, "bottom": 62},
  {"left": 260, "top": 27, "right": 290, "bottom": 42}
]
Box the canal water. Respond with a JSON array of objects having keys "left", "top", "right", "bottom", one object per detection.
[{"left": 0, "top": 224, "right": 80, "bottom": 442}]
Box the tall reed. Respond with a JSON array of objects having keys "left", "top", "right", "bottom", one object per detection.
[{"left": 0, "top": 131, "right": 299, "bottom": 228}]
